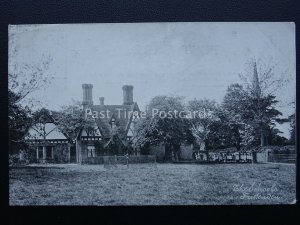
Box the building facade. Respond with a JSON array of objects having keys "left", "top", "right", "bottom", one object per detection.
[
  {"left": 25, "top": 110, "right": 73, "bottom": 163},
  {"left": 76, "top": 84, "right": 140, "bottom": 164}
]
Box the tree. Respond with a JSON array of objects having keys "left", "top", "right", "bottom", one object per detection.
[
  {"left": 288, "top": 113, "right": 295, "bottom": 145},
  {"left": 265, "top": 127, "right": 289, "bottom": 146},
  {"left": 187, "top": 98, "right": 220, "bottom": 150},
  {"left": 9, "top": 55, "right": 54, "bottom": 107},
  {"left": 133, "top": 96, "right": 189, "bottom": 161},
  {"left": 287, "top": 100, "right": 296, "bottom": 145},
  {"left": 238, "top": 60, "right": 285, "bottom": 146},
  {"left": 8, "top": 30, "right": 54, "bottom": 154},
  {"left": 54, "top": 101, "right": 97, "bottom": 140},
  {"left": 8, "top": 57, "right": 53, "bottom": 154},
  {"left": 8, "top": 90, "right": 32, "bottom": 154},
  {"left": 9, "top": 26, "right": 54, "bottom": 106},
  {"left": 204, "top": 116, "right": 230, "bottom": 150},
  {"left": 238, "top": 59, "right": 289, "bottom": 97},
  {"left": 30, "top": 108, "right": 56, "bottom": 142},
  {"left": 222, "top": 83, "right": 248, "bottom": 150},
  {"left": 243, "top": 92, "right": 283, "bottom": 146}
]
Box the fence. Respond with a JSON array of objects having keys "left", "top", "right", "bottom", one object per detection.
[
  {"left": 268, "top": 153, "right": 296, "bottom": 163},
  {"left": 83, "top": 155, "right": 156, "bottom": 165},
  {"left": 191, "top": 151, "right": 253, "bottom": 163}
]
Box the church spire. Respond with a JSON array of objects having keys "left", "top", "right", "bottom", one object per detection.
[{"left": 252, "top": 61, "right": 261, "bottom": 97}]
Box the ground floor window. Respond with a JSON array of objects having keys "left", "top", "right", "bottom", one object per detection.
[
  {"left": 37, "top": 146, "right": 43, "bottom": 159},
  {"left": 36, "top": 146, "right": 54, "bottom": 160},
  {"left": 46, "top": 146, "right": 54, "bottom": 159},
  {"left": 87, "top": 145, "right": 96, "bottom": 157}
]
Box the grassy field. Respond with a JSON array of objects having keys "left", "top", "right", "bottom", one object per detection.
[{"left": 9, "top": 163, "right": 296, "bottom": 205}]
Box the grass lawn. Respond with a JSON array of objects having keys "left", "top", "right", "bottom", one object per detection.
[{"left": 9, "top": 163, "right": 296, "bottom": 205}]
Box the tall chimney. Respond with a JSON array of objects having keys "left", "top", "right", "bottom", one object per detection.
[
  {"left": 99, "top": 97, "right": 104, "bottom": 106},
  {"left": 122, "top": 85, "right": 134, "bottom": 105},
  {"left": 82, "top": 84, "right": 93, "bottom": 107}
]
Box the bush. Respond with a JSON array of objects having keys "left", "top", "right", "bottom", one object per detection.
[
  {"left": 9, "top": 150, "right": 30, "bottom": 166},
  {"left": 9, "top": 154, "right": 20, "bottom": 166}
]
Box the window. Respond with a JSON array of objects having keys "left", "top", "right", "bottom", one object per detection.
[
  {"left": 37, "top": 146, "right": 43, "bottom": 159},
  {"left": 87, "top": 146, "right": 96, "bottom": 157},
  {"left": 46, "top": 146, "right": 53, "bottom": 159}
]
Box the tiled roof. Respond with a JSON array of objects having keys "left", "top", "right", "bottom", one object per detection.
[
  {"left": 25, "top": 123, "right": 68, "bottom": 140},
  {"left": 28, "top": 103, "right": 140, "bottom": 141},
  {"left": 92, "top": 103, "right": 139, "bottom": 138},
  {"left": 103, "top": 134, "right": 126, "bottom": 149}
]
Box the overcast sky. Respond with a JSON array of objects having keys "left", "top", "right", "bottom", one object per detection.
[{"left": 9, "top": 22, "right": 295, "bottom": 137}]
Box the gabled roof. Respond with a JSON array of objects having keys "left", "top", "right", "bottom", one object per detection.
[
  {"left": 91, "top": 102, "right": 140, "bottom": 138},
  {"left": 103, "top": 134, "right": 126, "bottom": 149},
  {"left": 29, "top": 102, "right": 140, "bottom": 141},
  {"left": 25, "top": 122, "right": 68, "bottom": 140},
  {"left": 78, "top": 120, "right": 102, "bottom": 139}
]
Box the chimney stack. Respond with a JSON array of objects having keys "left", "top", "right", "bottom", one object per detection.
[
  {"left": 122, "top": 85, "right": 134, "bottom": 105},
  {"left": 82, "top": 84, "right": 93, "bottom": 107},
  {"left": 99, "top": 97, "right": 104, "bottom": 106}
]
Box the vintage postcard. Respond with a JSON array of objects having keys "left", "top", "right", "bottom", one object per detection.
[{"left": 8, "top": 22, "right": 296, "bottom": 205}]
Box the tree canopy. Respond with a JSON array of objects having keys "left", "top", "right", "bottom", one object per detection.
[{"left": 134, "top": 96, "right": 190, "bottom": 158}]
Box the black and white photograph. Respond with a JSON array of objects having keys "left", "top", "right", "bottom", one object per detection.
[{"left": 8, "top": 22, "right": 296, "bottom": 205}]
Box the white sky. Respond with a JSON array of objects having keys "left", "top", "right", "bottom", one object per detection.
[{"left": 9, "top": 22, "right": 295, "bottom": 138}]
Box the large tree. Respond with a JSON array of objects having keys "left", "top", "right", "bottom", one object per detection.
[
  {"left": 54, "top": 101, "right": 97, "bottom": 140},
  {"left": 222, "top": 83, "right": 283, "bottom": 148},
  {"left": 134, "top": 96, "right": 189, "bottom": 161},
  {"left": 187, "top": 98, "right": 220, "bottom": 150},
  {"left": 8, "top": 59, "right": 53, "bottom": 154},
  {"left": 9, "top": 56, "right": 53, "bottom": 107},
  {"left": 243, "top": 92, "right": 283, "bottom": 146},
  {"left": 237, "top": 60, "right": 286, "bottom": 147},
  {"left": 8, "top": 30, "right": 54, "bottom": 154},
  {"left": 222, "top": 83, "right": 248, "bottom": 150},
  {"left": 9, "top": 26, "right": 54, "bottom": 107},
  {"left": 8, "top": 90, "right": 32, "bottom": 154}
]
